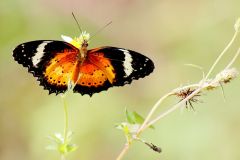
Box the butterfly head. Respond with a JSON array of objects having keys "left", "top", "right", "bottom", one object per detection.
[
  {"left": 61, "top": 31, "right": 90, "bottom": 49},
  {"left": 79, "top": 31, "right": 90, "bottom": 47}
]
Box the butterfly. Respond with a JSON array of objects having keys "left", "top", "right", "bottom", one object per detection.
[{"left": 13, "top": 31, "right": 154, "bottom": 96}]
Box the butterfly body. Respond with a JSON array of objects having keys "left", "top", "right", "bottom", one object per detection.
[{"left": 13, "top": 31, "right": 154, "bottom": 96}]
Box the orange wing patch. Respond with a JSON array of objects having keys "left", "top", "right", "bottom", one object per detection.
[
  {"left": 77, "top": 59, "right": 108, "bottom": 87},
  {"left": 43, "top": 51, "right": 79, "bottom": 86},
  {"left": 88, "top": 51, "right": 116, "bottom": 84},
  {"left": 43, "top": 50, "right": 116, "bottom": 89}
]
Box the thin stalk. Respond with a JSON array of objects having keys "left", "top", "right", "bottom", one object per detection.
[
  {"left": 205, "top": 30, "right": 239, "bottom": 79},
  {"left": 225, "top": 48, "right": 240, "bottom": 69},
  {"left": 116, "top": 143, "right": 130, "bottom": 160},
  {"left": 137, "top": 93, "right": 171, "bottom": 134},
  {"left": 61, "top": 96, "right": 69, "bottom": 144}
]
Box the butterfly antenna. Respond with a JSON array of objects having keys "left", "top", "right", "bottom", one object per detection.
[
  {"left": 90, "top": 21, "right": 112, "bottom": 40},
  {"left": 72, "top": 12, "right": 83, "bottom": 34}
]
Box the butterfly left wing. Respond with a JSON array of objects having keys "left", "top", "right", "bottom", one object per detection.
[
  {"left": 13, "top": 40, "right": 80, "bottom": 94},
  {"left": 73, "top": 47, "right": 155, "bottom": 95}
]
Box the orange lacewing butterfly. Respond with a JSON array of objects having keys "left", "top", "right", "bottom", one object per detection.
[{"left": 13, "top": 14, "right": 154, "bottom": 96}]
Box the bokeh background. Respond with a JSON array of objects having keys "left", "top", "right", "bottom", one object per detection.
[{"left": 1, "top": 0, "right": 240, "bottom": 160}]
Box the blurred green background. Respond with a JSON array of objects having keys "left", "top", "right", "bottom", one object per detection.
[{"left": 1, "top": 0, "right": 240, "bottom": 160}]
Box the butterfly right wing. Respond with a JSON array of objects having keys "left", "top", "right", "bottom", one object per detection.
[
  {"left": 73, "top": 47, "right": 155, "bottom": 96},
  {"left": 88, "top": 47, "right": 155, "bottom": 86}
]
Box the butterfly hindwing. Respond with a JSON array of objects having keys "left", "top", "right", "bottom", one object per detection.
[{"left": 73, "top": 58, "right": 113, "bottom": 96}]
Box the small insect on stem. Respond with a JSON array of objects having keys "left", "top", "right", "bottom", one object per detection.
[{"left": 175, "top": 88, "right": 201, "bottom": 110}]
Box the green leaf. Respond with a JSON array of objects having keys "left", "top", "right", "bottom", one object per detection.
[
  {"left": 133, "top": 111, "right": 144, "bottom": 124},
  {"left": 126, "top": 109, "right": 144, "bottom": 124},
  {"left": 125, "top": 109, "right": 155, "bottom": 129},
  {"left": 126, "top": 109, "right": 136, "bottom": 124}
]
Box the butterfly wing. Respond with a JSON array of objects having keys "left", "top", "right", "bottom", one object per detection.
[
  {"left": 73, "top": 47, "right": 155, "bottom": 96},
  {"left": 13, "top": 40, "right": 80, "bottom": 94},
  {"left": 13, "top": 42, "right": 154, "bottom": 96}
]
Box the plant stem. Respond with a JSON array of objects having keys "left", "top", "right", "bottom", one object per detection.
[
  {"left": 62, "top": 96, "right": 69, "bottom": 144},
  {"left": 138, "top": 23, "right": 239, "bottom": 134},
  {"left": 137, "top": 93, "right": 171, "bottom": 134},
  {"left": 225, "top": 48, "right": 240, "bottom": 69},
  {"left": 143, "top": 87, "right": 202, "bottom": 131},
  {"left": 205, "top": 30, "right": 239, "bottom": 79},
  {"left": 115, "top": 83, "right": 201, "bottom": 160},
  {"left": 116, "top": 143, "right": 130, "bottom": 160},
  {"left": 137, "top": 83, "right": 199, "bottom": 134}
]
